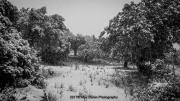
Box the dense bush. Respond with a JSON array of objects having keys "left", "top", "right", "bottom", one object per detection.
[
  {"left": 134, "top": 81, "right": 180, "bottom": 101},
  {"left": 130, "top": 59, "right": 180, "bottom": 101},
  {"left": 119, "top": 58, "right": 180, "bottom": 101},
  {"left": 151, "top": 59, "right": 173, "bottom": 81}
]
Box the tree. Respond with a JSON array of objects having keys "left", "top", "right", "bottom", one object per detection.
[
  {"left": 40, "top": 14, "right": 70, "bottom": 64},
  {"left": 103, "top": 0, "right": 180, "bottom": 73},
  {"left": 17, "top": 7, "right": 70, "bottom": 64},
  {"left": 17, "top": 7, "right": 47, "bottom": 48},
  {"left": 78, "top": 41, "right": 105, "bottom": 62},
  {"left": 69, "top": 34, "right": 86, "bottom": 56},
  {"left": 103, "top": 2, "right": 152, "bottom": 69},
  {"left": 0, "top": 0, "right": 42, "bottom": 89}
]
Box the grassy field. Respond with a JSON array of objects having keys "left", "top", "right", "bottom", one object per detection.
[
  {"left": 42, "top": 64, "right": 133, "bottom": 101},
  {"left": 11, "top": 59, "right": 180, "bottom": 101}
]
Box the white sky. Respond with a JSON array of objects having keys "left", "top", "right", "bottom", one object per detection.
[{"left": 8, "top": 0, "right": 140, "bottom": 37}]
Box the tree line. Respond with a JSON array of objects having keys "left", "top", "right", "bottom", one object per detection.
[
  {"left": 0, "top": 0, "right": 103, "bottom": 92},
  {"left": 1, "top": 0, "right": 180, "bottom": 100}
]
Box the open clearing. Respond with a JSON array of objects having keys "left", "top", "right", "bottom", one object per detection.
[{"left": 43, "top": 64, "right": 133, "bottom": 101}]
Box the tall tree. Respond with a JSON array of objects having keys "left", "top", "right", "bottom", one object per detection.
[
  {"left": 0, "top": 0, "right": 41, "bottom": 89},
  {"left": 103, "top": 2, "right": 152, "bottom": 69},
  {"left": 17, "top": 7, "right": 70, "bottom": 64},
  {"left": 103, "top": 0, "right": 180, "bottom": 73}
]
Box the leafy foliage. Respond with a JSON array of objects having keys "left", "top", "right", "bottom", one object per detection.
[
  {"left": 0, "top": 87, "right": 17, "bottom": 101},
  {"left": 99, "top": 37, "right": 111, "bottom": 53},
  {"left": 78, "top": 41, "right": 105, "bottom": 62},
  {"left": 133, "top": 82, "right": 180, "bottom": 101},
  {"left": 17, "top": 7, "right": 70, "bottom": 64},
  {"left": 0, "top": 0, "right": 19, "bottom": 25},
  {"left": 102, "top": 1, "right": 180, "bottom": 100},
  {"left": 117, "top": 59, "right": 180, "bottom": 101},
  {"left": 102, "top": 0, "right": 180, "bottom": 72},
  {"left": 0, "top": 0, "right": 43, "bottom": 90}
]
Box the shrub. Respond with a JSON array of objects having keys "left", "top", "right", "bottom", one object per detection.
[
  {"left": 130, "top": 59, "right": 180, "bottom": 101},
  {"left": 68, "top": 85, "right": 75, "bottom": 92},
  {"left": 15, "top": 79, "right": 30, "bottom": 88},
  {"left": 78, "top": 49, "right": 96, "bottom": 62},
  {"left": 134, "top": 82, "right": 180, "bottom": 101},
  {"left": 41, "top": 68, "right": 55, "bottom": 78},
  {"left": 0, "top": 87, "right": 17, "bottom": 101},
  {"left": 41, "top": 42, "right": 70, "bottom": 65},
  {"left": 150, "top": 59, "right": 173, "bottom": 82},
  {"left": 31, "top": 75, "right": 46, "bottom": 89},
  {"left": 47, "top": 92, "right": 58, "bottom": 101},
  {"left": 43, "top": 91, "right": 58, "bottom": 101}
]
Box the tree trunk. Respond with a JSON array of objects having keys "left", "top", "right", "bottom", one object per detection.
[
  {"left": 74, "top": 49, "right": 77, "bottom": 56},
  {"left": 136, "top": 62, "right": 143, "bottom": 73},
  {"left": 84, "top": 55, "right": 88, "bottom": 62},
  {"left": 124, "top": 60, "right": 128, "bottom": 68}
]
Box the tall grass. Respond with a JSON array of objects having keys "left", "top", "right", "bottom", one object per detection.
[{"left": 43, "top": 90, "right": 58, "bottom": 101}]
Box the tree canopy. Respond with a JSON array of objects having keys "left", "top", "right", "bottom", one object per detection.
[
  {"left": 102, "top": 0, "right": 180, "bottom": 72},
  {"left": 0, "top": 0, "right": 42, "bottom": 89},
  {"left": 68, "top": 34, "right": 86, "bottom": 56},
  {"left": 17, "top": 7, "right": 71, "bottom": 64}
]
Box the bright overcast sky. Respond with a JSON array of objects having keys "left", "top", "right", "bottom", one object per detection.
[{"left": 8, "top": 0, "right": 140, "bottom": 37}]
